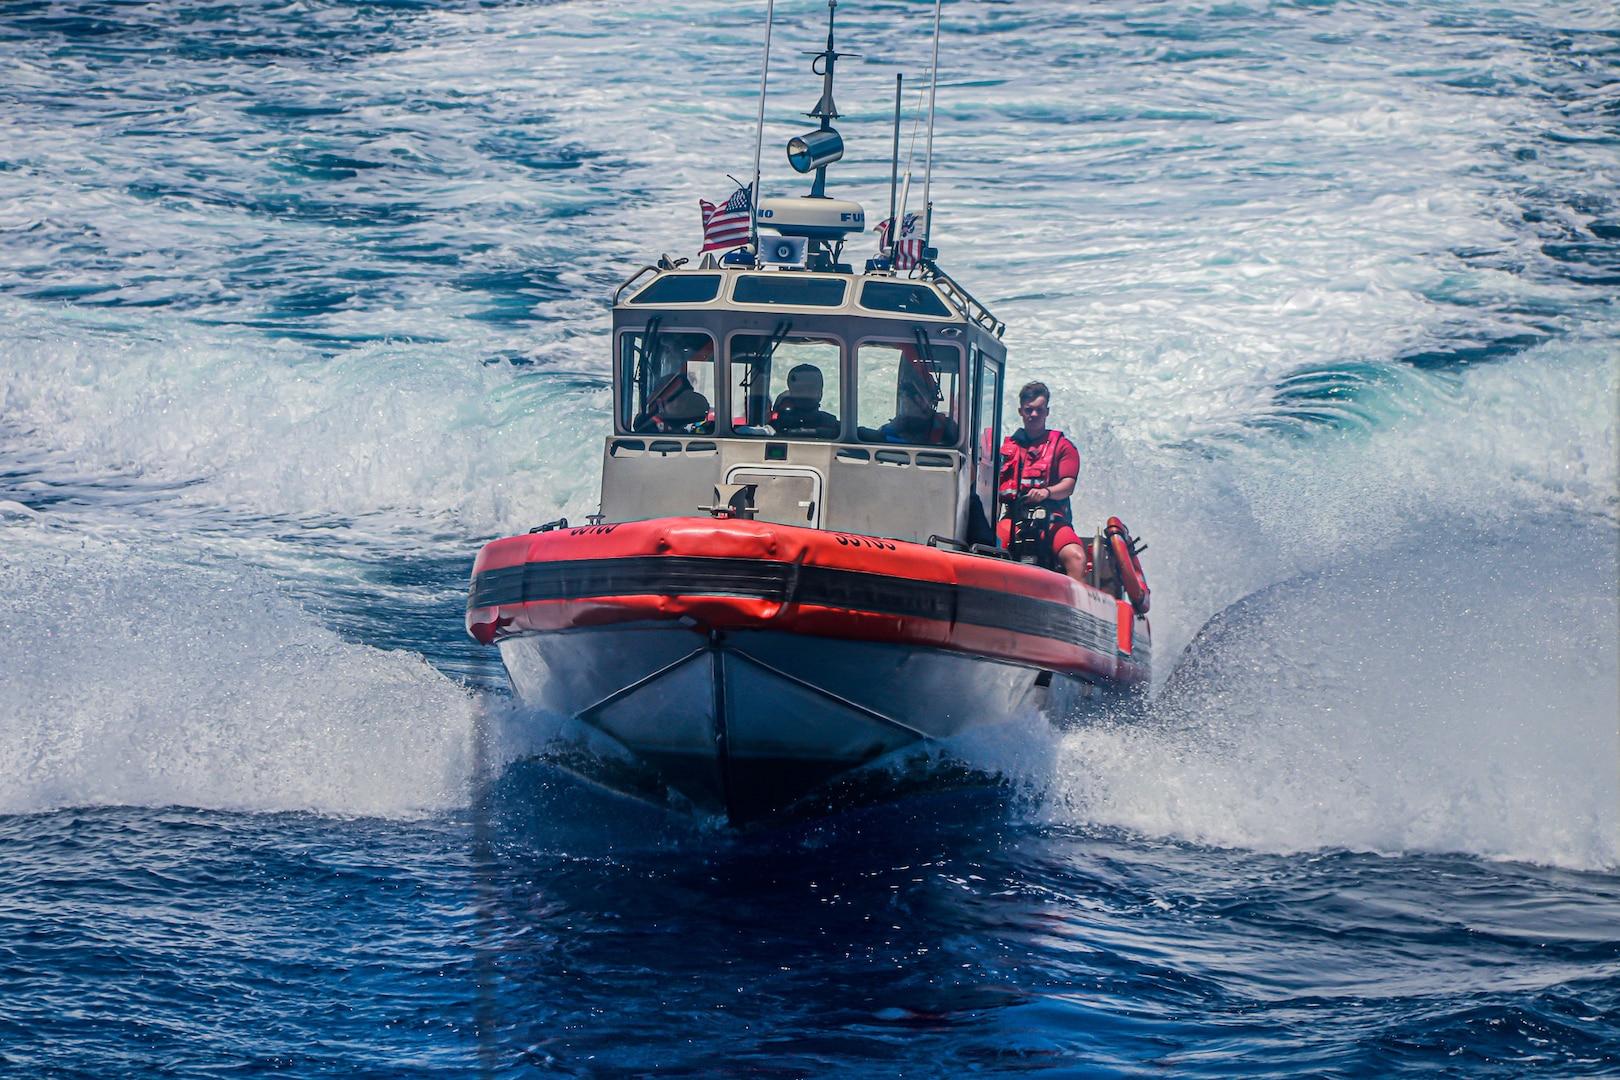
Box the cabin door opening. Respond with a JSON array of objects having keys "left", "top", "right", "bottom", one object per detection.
[{"left": 971, "top": 349, "right": 1003, "bottom": 528}]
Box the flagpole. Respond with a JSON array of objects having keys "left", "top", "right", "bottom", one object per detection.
[
  {"left": 921, "top": 0, "right": 942, "bottom": 253},
  {"left": 749, "top": 0, "right": 776, "bottom": 260},
  {"left": 896, "top": 171, "right": 911, "bottom": 248}
]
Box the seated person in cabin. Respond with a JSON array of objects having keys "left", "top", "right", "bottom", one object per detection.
[
  {"left": 632, "top": 371, "right": 712, "bottom": 434},
  {"left": 632, "top": 336, "right": 715, "bottom": 434},
  {"left": 874, "top": 356, "right": 959, "bottom": 445},
  {"left": 997, "top": 380, "right": 1086, "bottom": 583},
  {"left": 769, "top": 363, "right": 840, "bottom": 437}
]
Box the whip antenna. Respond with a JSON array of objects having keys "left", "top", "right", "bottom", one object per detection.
[
  {"left": 887, "top": 73, "right": 901, "bottom": 261},
  {"left": 894, "top": 74, "right": 927, "bottom": 266},
  {"left": 921, "top": 0, "right": 942, "bottom": 251},
  {"left": 749, "top": 0, "right": 777, "bottom": 257}
]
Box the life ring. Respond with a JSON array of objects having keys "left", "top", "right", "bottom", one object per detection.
[{"left": 1105, "top": 516, "right": 1150, "bottom": 614}]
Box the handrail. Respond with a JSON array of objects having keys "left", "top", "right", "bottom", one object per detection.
[
  {"left": 918, "top": 260, "right": 1004, "bottom": 339},
  {"left": 612, "top": 265, "right": 659, "bottom": 307}
]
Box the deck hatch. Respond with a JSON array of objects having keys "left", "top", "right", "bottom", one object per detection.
[{"left": 726, "top": 467, "right": 822, "bottom": 528}]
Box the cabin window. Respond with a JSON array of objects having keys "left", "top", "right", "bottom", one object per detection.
[
  {"left": 728, "top": 332, "right": 842, "bottom": 439},
  {"left": 855, "top": 339, "right": 962, "bottom": 446},
  {"left": 857, "top": 280, "right": 950, "bottom": 318},
  {"left": 628, "top": 274, "right": 722, "bottom": 305},
  {"left": 618, "top": 327, "right": 717, "bottom": 435},
  {"left": 732, "top": 275, "right": 848, "bottom": 307}
]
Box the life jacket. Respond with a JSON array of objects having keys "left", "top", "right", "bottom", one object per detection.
[
  {"left": 998, "top": 428, "right": 1074, "bottom": 522},
  {"left": 880, "top": 412, "right": 956, "bottom": 445}
]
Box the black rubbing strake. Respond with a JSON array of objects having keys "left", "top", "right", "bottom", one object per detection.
[{"left": 469, "top": 555, "right": 1121, "bottom": 656}]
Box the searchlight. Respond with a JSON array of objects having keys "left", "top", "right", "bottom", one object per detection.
[{"left": 787, "top": 128, "right": 844, "bottom": 174}]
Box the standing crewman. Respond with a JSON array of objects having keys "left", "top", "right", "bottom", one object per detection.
[{"left": 997, "top": 381, "right": 1087, "bottom": 583}]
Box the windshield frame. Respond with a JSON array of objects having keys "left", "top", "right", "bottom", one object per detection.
[
  {"left": 851, "top": 333, "right": 967, "bottom": 450},
  {"left": 614, "top": 323, "right": 719, "bottom": 436},
  {"left": 721, "top": 327, "right": 847, "bottom": 440}
]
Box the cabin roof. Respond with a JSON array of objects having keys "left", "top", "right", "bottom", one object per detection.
[{"left": 614, "top": 267, "right": 1004, "bottom": 340}]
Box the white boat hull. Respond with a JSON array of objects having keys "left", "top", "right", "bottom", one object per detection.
[{"left": 497, "top": 621, "right": 1124, "bottom": 821}]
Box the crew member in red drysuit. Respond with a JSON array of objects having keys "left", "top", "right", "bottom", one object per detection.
[{"left": 997, "top": 380, "right": 1087, "bottom": 583}]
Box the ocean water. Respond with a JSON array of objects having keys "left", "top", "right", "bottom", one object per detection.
[{"left": 1, "top": 0, "right": 1616, "bottom": 1075}]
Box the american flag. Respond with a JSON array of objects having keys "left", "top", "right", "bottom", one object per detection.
[
  {"left": 699, "top": 185, "right": 752, "bottom": 253},
  {"left": 877, "top": 211, "right": 924, "bottom": 269}
]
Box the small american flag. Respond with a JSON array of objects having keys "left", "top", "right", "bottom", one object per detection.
[
  {"left": 699, "top": 185, "right": 753, "bottom": 253},
  {"left": 877, "top": 211, "right": 924, "bottom": 269}
]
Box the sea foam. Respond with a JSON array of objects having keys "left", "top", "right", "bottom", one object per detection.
[
  {"left": 0, "top": 521, "right": 475, "bottom": 817},
  {"left": 1050, "top": 516, "right": 1620, "bottom": 872}
]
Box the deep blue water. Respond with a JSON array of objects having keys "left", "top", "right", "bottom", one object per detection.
[
  {"left": 1, "top": 1, "right": 1617, "bottom": 1075},
  {"left": 7, "top": 788, "right": 1620, "bottom": 1078}
]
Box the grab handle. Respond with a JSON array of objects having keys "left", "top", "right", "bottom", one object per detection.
[{"left": 612, "top": 265, "right": 659, "bottom": 306}]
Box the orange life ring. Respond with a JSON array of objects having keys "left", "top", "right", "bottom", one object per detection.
[{"left": 1105, "top": 516, "right": 1150, "bottom": 614}]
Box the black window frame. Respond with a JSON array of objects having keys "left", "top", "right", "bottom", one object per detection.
[
  {"left": 616, "top": 324, "right": 720, "bottom": 435},
  {"left": 628, "top": 274, "right": 723, "bottom": 306},
  {"left": 857, "top": 280, "right": 952, "bottom": 318},
  {"left": 731, "top": 274, "right": 849, "bottom": 308},
  {"left": 852, "top": 335, "right": 966, "bottom": 449}
]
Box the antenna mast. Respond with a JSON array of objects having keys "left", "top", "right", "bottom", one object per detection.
[
  {"left": 921, "top": 0, "right": 942, "bottom": 252},
  {"left": 805, "top": 0, "right": 843, "bottom": 199},
  {"left": 887, "top": 73, "right": 902, "bottom": 262},
  {"left": 749, "top": 0, "right": 777, "bottom": 256}
]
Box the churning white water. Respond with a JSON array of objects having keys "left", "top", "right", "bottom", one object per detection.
[{"left": 0, "top": 0, "right": 1613, "bottom": 867}]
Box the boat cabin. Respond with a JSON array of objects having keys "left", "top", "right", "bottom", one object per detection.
[{"left": 601, "top": 265, "right": 1008, "bottom": 544}]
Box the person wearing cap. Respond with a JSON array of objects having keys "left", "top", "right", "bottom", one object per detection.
[
  {"left": 997, "top": 380, "right": 1086, "bottom": 582},
  {"left": 770, "top": 363, "right": 839, "bottom": 437}
]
